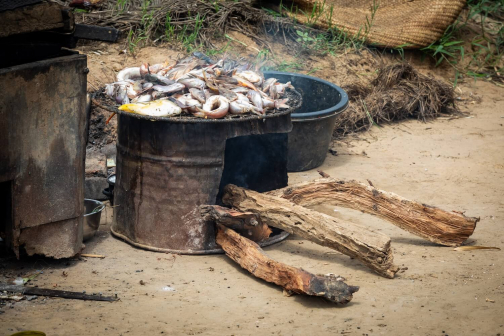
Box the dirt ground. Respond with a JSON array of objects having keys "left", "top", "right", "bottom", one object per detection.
[{"left": 1, "top": 42, "right": 504, "bottom": 335}]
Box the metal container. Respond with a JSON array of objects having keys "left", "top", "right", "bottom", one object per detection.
[
  {"left": 102, "top": 174, "right": 115, "bottom": 205},
  {"left": 264, "top": 72, "right": 349, "bottom": 172},
  {"left": 83, "top": 199, "right": 105, "bottom": 241},
  {"left": 0, "top": 52, "right": 87, "bottom": 258},
  {"left": 111, "top": 96, "right": 301, "bottom": 254}
]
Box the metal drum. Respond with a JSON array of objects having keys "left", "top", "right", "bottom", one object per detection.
[{"left": 111, "top": 94, "right": 301, "bottom": 254}]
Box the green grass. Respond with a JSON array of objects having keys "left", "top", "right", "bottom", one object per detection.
[
  {"left": 115, "top": 0, "right": 502, "bottom": 87},
  {"left": 418, "top": 0, "right": 503, "bottom": 85},
  {"left": 281, "top": 0, "right": 379, "bottom": 55}
]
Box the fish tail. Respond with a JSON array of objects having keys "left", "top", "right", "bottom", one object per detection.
[{"left": 275, "top": 98, "right": 290, "bottom": 109}]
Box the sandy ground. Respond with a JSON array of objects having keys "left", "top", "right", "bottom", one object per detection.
[{"left": 1, "top": 48, "right": 504, "bottom": 335}]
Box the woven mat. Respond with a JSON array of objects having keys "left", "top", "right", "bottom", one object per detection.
[{"left": 284, "top": 0, "right": 466, "bottom": 48}]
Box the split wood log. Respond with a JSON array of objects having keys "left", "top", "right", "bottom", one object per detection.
[
  {"left": 222, "top": 185, "right": 399, "bottom": 278},
  {"left": 216, "top": 224, "right": 359, "bottom": 304},
  {"left": 200, "top": 205, "right": 272, "bottom": 242},
  {"left": 268, "top": 178, "right": 479, "bottom": 247}
]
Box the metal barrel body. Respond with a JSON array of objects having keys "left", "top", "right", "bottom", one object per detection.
[{"left": 112, "top": 112, "right": 294, "bottom": 254}]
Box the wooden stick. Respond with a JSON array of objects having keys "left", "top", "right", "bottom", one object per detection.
[
  {"left": 200, "top": 205, "right": 272, "bottom": 242},
  {"left": 223, "top": 185, "right": 399, "bottom": 278},
  {"left": 0, "top": 285, "right": 117, "bottom": 302},
  {"left": 268, "top": 178, "right": 479, "bottom": 247},
  {"left": 81, "top": 254, "right": 106, "bottom": 258},
  {"left": 216, "top": 224, "right": 359, "bottom": 304}
]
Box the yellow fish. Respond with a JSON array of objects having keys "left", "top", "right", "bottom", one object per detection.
[{"left": 119, "top": 100, "right": 182, "bottom": 117}]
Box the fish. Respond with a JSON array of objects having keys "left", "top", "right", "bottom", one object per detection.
[
  {"left": 235, "top": 93, "right": 250, "bottom": 104},
  {"left": 231, "top": 86, "right": 249, "bottom": 94},
  {"left": 202, "top": 72, "right": 220, "bottom": 92},
  {"left": 142, "top": 82, "right": 154, "bottom": 90},
  {"left": 219, "top": 86, "right": 238, "bottom": 102},
  {"left": 126, "top": 80, "right": 145, "bottom": 99},
  {"left": 213, "top": 68, "right": 222, "bottom": 77},
  {"left": 152, "top": 83, "right": 185, "bottom": 94},
  {"left": 229, "top": 101, "right": 262, "bottom": 115},
  {"left": 216, "top": 77, "right": 238, "bottom": 85},
  {"left": 151, "top": 91, "right": 167, "bottom": 100},
  {"left": 157, "top": 64, "right": 175, "bottom": 76},
  {"left": 131, "top": 93, "right": 152, "bottom": 103},
  {"left": 107, "top": 57, "right": 296, "bottom": 119},
  {"left": 262, "top": 78, "right": 277, "bottom": 93},
  {"left": 270, "top": 82, "right": 294, "bottom": 99},
  {"left": 194, "top": 95, "right": 229, "bottom": 119},
  {"left": 167, "top": 60, "right": 198, "bottom": 80},
  {"left": 203, "top": 89, "right": 216, "bottom": 100},
  {"left": 144, "top": 73, "right": 176, "bottom": 86},
  {"left": 148, "top": 62, "right": 169, "bottom": 74},
  {"left": 233, "top": 75, "right": 258, "bottom": 91},
  {"left": 189, "top": 88, "right": 206, "bottom": 103},
  {"left": 177, "top": 77, "right": 206, "bottom": 90},
  {"left": 247, "top": 90, "right": 264, "bottom": 113},
  {"left": 262, "top": 97, "right": 290, "bottom": 110},
  {"left": 173, "top": 95, "right": 202, "bottom": 112},
  {"left": 117, "top": 67, "right": 141, "bottom": 81},
  {"left": 236, "top": 70, "right": 263, "bottom": 85},
  {"left": 105, "top": 84, "right": 116, "bottom": 98},
  {"left": 118, "top": 100, "right": 182, "bottom": 117},
  {"left": 140, "top": 63, "right": 150, "bottom": 77},
  {"left": 115, "top": 85, "right": 128, "bottom": 104},
  {"left": 192, "top": 51, "right": 214, "bottom": 64}
]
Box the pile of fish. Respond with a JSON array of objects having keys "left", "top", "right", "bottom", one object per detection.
[{"left": 104, "top": 52, "right": 295, "bottom": 119}]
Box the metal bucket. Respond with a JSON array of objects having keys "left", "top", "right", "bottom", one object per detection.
[{"left": 83, "top": 199, "right": 105, "bottom": 241}]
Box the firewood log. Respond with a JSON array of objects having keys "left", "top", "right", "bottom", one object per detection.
[
  {"left": 222, "top": 185, "right": 399, "bottom": 278},
  {"left": 216, "top": 224, "right": 359, "bottom": 304},
  {"left": 268, "top": 178, "right": 478, "bottom": 247},
  {"left": 200, "top": 205, "right": 272, "bottom": 242}
]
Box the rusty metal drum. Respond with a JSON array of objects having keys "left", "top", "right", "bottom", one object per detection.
[{"left": 111, "top": 96, "right": 301, "bottom": 254}]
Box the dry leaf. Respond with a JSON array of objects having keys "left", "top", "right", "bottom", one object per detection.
[{"left": 453, "top": 246, "right": 500, "bottom": 251}]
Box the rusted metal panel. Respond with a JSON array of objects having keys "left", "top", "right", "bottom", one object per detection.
[
  {"left": 112, "top": 112, "right": 294, "bottom": 254},
  {"left": 18, "top": 217, "right": 83, "bottom": 258},
  {"left": 0, "top": 53, "right": 87, "bottom": 257}
]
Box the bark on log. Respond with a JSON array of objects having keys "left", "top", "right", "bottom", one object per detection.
[
  {"left": 222, "top": 185, "right": 399, "bottom": 278},
  {"left": 268, "top": 179, "right": 479, "bottom": 247},
  {"left": 216, "top": 224, "right": 359, "bottom": 304},
  {"left": 200, "top": 205, "right": 272, "bottom": 242}
]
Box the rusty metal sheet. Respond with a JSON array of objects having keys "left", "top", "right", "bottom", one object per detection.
[
  {"left": 0, "top": 53, "right": 87, "bottom": 257},
  {"left": 18, "top": 217, "right": 83, "bottom": 258}
]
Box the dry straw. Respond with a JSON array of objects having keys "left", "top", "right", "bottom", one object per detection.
[{"left": 335, "top": 63, "right": 458, "bottom": 137}]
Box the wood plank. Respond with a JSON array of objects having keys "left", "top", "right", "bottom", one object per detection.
[
  {"left": 268, "top": 178, "right": 479, "bottom": 247},
  {"left": 216, "top": 224, "right": 359, "bottom": 304},
  {"left": 0, "top": 284, "right": 117, "bottom": 301},
  {"left": 222, "top": 185, "right": 399, "bottom": 278}
]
